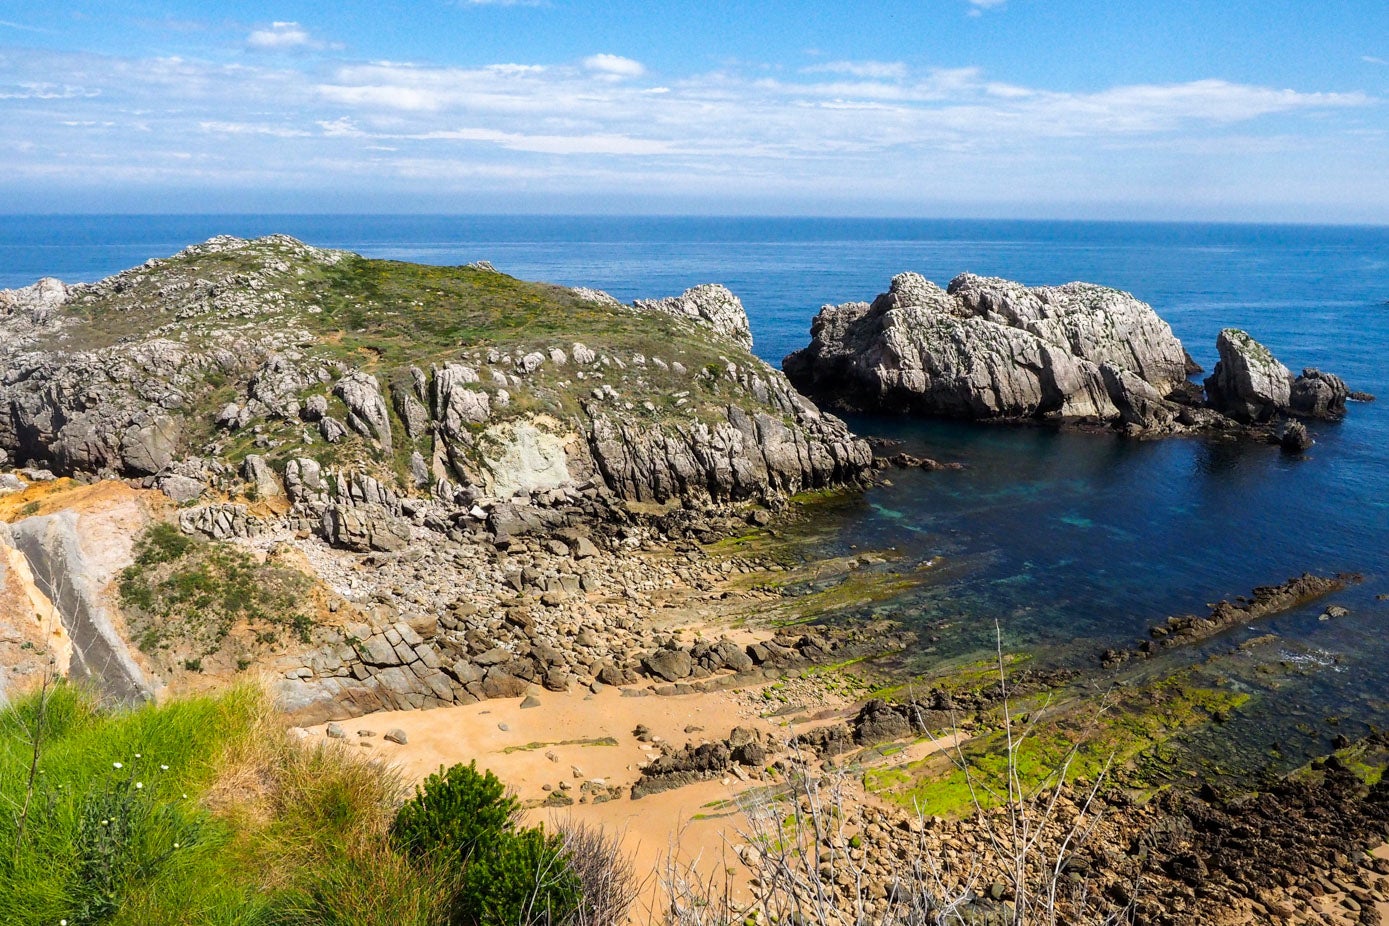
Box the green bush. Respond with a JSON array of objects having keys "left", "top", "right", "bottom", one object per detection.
[
  {"left": 392, "top": 762, "right": 583, "bottom": 926},
  {"left": 456, "top": 829, "right": 580, "bottom": 926},
  {"left": 391, "top": 761, "right": 518, "bottom": 865}
]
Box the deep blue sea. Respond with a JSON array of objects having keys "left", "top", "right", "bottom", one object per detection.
[{"left": 3, "top": 215, "right": 1387, "bottom": 772}]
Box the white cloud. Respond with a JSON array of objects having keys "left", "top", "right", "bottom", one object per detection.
[
  {"left": 1365, "top": 56, "right": 1388, "bottom": 66},
  {"left": 2, "top": 45, "right": 1382, "bottom": 217},
  {"left": 0, "top": 19, "right": 49, "bottom": 33},
  {"left": 247, "top": 22, "right": 320, "bottom": 51},
  {"left": 317, "top": 117, "right": 364, "bottom": 137},
  {"left": 200, "top": 120, "right": 311, "bottom": 138},
  {"left": 803, "top": 60, "right": 907, "bottom": 80},
  {"left": 0, "top": 82, "right": 99, "bottom": 100},
  {"left": 583, "top": 54, "right": 645, "bottom": 78},
  {"left": 415, "top": 127, "right": 674, "bottom": 155}
]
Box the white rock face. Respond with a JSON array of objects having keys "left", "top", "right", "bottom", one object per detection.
[
  {"left": 0, "top": 277, "right": 69, "bottom": 323},
  {"left": 478, "top": 420, "right": 573, "bottom": 498},
  {"left": 1204, "top": 328, "right": 1293, "bottom": 423},
  {"left": 634, "top": 284, "right": 754, "bottom": 349},
  {"left": 784, "top": 272, "right": 1189, "bottom": 425}
]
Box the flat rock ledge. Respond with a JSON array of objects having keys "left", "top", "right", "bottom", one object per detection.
[{"left": 1102, "top": 572, "right": 1363, "bottom": 666}]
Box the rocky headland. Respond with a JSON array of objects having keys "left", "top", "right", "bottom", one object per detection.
[
  {"left": 2, "top": 239, "right": 1385, "bottom": 926},
  {"left": 0, "top": 235, "right": 874, "bottom": 721},
  {"left": 784, "top": 272, "right": 1371, "bottom": 447}
]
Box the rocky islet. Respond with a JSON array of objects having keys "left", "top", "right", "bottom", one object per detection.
[{"left": 784, "top": 271, "right": 1372, "bottom": 445}]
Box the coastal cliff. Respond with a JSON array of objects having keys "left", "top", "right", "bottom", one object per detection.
[
  {"left": 0, "top": 235, "right": 868, "bottom": 511},
  {"left": 0, "top": 236, "right": 873, "bottom": 719}
]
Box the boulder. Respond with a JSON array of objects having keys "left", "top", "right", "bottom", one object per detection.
[
  {"left": 642, "top": 647, "right": 693, "bottom": 682},
  {"left": 242, "top": 454, "right": 283, "bottom": 498},
  {"left": 301, "top": 395, "right": 328, "bottom": 421},
  {"left": 1280, "top": 419, "right": 1313, "bottom": 454},
  {"left": 1204, "top": 329, "right": 1293, "bottom": 423},
  {"left": 333, "top": 371, "right": 392, "bottom": 451},
  {"left": 283, "top": 458, "right": 328, "bottom": 507},
  {"left": 157, "top": 473, "right": 205, "bottom": 504},
  {"left": 321, "top": 504, "right": 411, "bottom": 553},
  {"left": 1289, "top": 368, "right": 1350, "bottom": 419},
  {"left": 120, "top": 416, "right": 180, "bottom": 475}
]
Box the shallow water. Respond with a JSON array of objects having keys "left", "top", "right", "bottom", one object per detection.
[{"left": 4, "top": 215, "right": 1386, "bottom": 773}]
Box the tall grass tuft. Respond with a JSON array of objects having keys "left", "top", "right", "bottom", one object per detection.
[{"left": 0, "top": 683, "right": 449, "bottom": 926}]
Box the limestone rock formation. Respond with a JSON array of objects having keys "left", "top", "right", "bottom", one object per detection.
[
  {"left": 784, "top": 272, "right": 1188, "bottom": 430},
  {"left": 1289, "top": 368, "right": 1351, "bottom": 419},
  {"left": 786, "top": 273, "right": 1365, "bottom": 442},
  {"left": 1204, "top": 332, "right": 1361, "bottom": 425},
  {"left": 1203, "top": 329, "right": 1294, "bottom": 423},
  {"left": 634, "top": 284, "right": 755, "bottom": 349},
  {"left": 0, "top": 236, "right": 869, "bottom": 510}
]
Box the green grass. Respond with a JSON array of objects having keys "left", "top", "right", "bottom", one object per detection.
[{"left": 0, "top": 683, "right": 448, "bottom": 926}]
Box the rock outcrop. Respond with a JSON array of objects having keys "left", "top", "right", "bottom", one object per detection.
[
  {"left": 784, "top": 272, "right": 1189, "bottom": 430},
  {"left": 0, "top": 236, "right": 870, "bottom": 524},
  {"left": 1205, "top": 330, "right": 1367, "bottom": 426},
  {"left": 633, "top": 284, "right": 754, "bottom": 350},
  {"left": 786, "top": 274, "right": 1366, "bottom": 441},
  {"left": 1289, "top": 367, "right": 1351, "bottom": 419},
  {"left": 1203, "top": 329, "right": 1293, "bottom": 423},
  {"left": 7, "top": 511, "right": 154, "bottom": 703}
]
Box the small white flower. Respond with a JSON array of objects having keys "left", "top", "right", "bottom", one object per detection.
[
  {"left": 181, "top": 793, "right": 188, "bottom": 799},
  {"left": 112, "top": 762, "right": 123, "bottom": 769},
  {"left": 173, "top": 842, "right": 180, "bottom": 849},
  {"left": 135, "top": 782, "right": 143, "bottom": 790},
  {"left": 134, "top": 753, "right": 142, "bottom": 759},
  {"left": 100, "top": 820, "right": 109, "bottom": 826},
  {"left": 62, "top": 920, "right": 68, "bottom": 925},
  {"left": 160, "top": 764, "right": 169, "bottom": 771}
]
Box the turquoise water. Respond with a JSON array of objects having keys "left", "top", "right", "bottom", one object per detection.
[{"left": 3, "top": 215, "right": 1387, "bottom": 770}]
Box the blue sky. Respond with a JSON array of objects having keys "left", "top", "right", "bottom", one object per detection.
[{"left": 2, "top": 1, "right": 1387, "bottom": 220}]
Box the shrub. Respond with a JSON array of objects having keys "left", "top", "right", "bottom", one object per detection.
[
  {"left": 455, "top": 828, "right": 581, "bottom": 926},
  {"left": 392, "top": 762, "right": 591, "bottom": 926},
  {"left": 391, "top": 761, "right": 519, "bottom": 865}
]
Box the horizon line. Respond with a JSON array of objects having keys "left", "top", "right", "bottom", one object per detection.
[{"left": 2, "top": 212, "right": 1387, "bottom": 231}]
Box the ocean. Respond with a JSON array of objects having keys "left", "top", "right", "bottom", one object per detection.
[{"left": 3, "top": 214, "right": 1386, "bottom": 774}]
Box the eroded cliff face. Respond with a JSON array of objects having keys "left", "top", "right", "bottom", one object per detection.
[{"left": 0, "top": 236, "right": 870, "bottom": 541}]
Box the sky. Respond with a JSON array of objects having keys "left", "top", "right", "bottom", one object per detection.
[{"left": 1, "top": 1, "right": 1387, "bottom": 221}]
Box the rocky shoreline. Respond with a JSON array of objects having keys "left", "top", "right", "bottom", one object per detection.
[
  {"left": 1102, "top": 572, "right": 1363, "bottom": 667},
  {"left": 2, "top": 239, "right": 1386, "bottom": 924}
]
